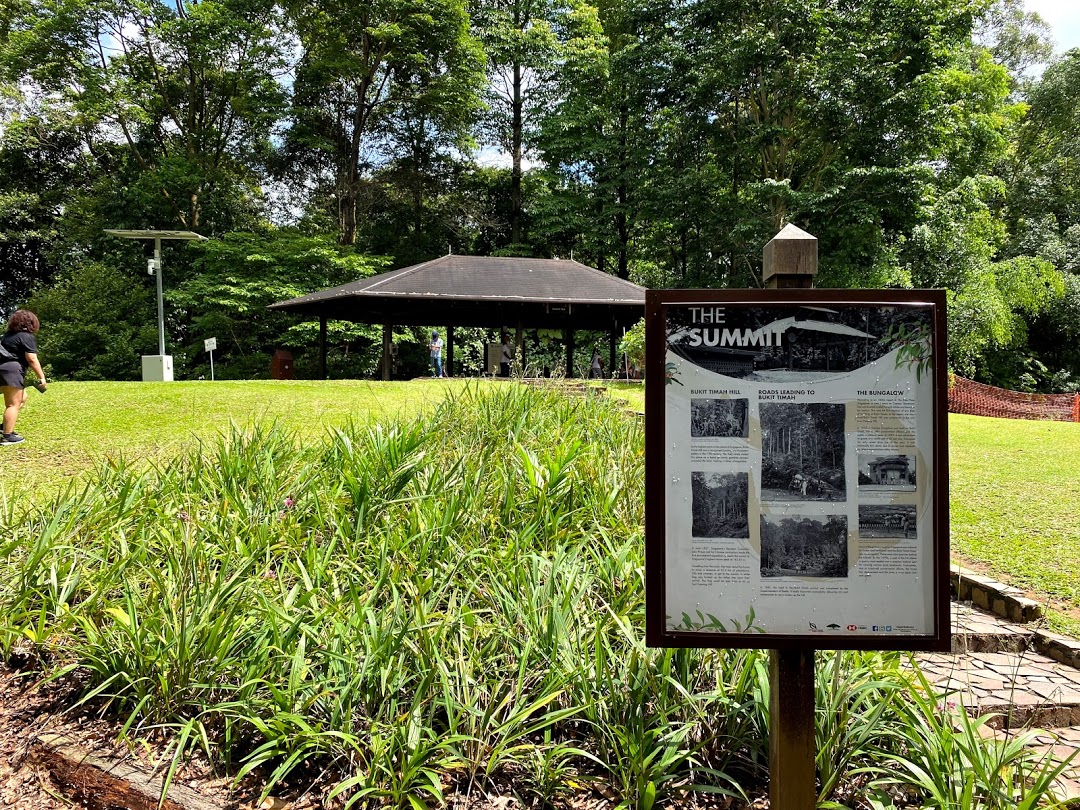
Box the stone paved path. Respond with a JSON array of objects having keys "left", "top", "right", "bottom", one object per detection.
[
  {"left": 918, "top": 600, "right": 1080, "bottom": 803},
  {"left": 950, "top": 601, "right": 1032, "bottom": 652}
]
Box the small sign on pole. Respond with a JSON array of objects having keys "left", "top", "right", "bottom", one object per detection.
[{"left": 204, "top": 337, "right": 217, "bottom": 381}]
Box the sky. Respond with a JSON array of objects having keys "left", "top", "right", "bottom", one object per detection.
[{"left": 1025, "top": 0, "right": 1080, "bottom": 54}]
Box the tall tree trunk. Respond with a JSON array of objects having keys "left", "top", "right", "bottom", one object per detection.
[
  {"left": 340, "top": 80, "right": 368, "bottom": 246},
  {"left": 511, "top": 49, "right": 523, "bottom": 245},
  {"left": 413, "top": 125, "right": 424, "bottom": 234},
  {"left": 615, "top": 104, "right": 630, "bottom": 279},
  {"left": 340, "top": 185, "right": 357, "bottom": 245}
]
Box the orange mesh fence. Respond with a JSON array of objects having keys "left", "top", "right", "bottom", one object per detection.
[{"left": 949, "top": 376, "right": 1080, "bottom": 422}]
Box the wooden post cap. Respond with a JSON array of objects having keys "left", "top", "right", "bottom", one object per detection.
[{"left": 763, "top": 224, "right": 818, "bottom": 289}]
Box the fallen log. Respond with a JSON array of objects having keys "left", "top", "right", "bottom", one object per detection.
[{"left": 30, "top": 732, "right": 229, "bottom": 810}]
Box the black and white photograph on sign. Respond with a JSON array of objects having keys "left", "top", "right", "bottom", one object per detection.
[
  {"left": 666, "top": 304, "right": 932, "bottom": 383},
  {"left": 760, "top": 403, "right": 845, "bottom": 501},
  {"left": 691, "top": 398, "right": 749, "bottom": 438},
  {"left": 859, "top": 454, "right": 916, "bottom": 491},
  {"left": 691, "top": 472, "right": 749, "bottom": 538},
  {"left": 859, "top": 505, "right": 917, "bottom": 538},
  {"left": 760, "top": 514, "right": 849, "bottom": 578}
]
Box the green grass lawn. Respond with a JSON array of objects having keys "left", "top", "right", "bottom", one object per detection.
[
  {"left": 596, "top": 380, "right": 645, "bottom": 412},
  {"left": 6, "top": 381, "right": 1077, "bottom": 632},
  {"left": 2, "top": 379, "right": 471, "bottom": 493},
  {"left": 949, "top": 413, "right": 1080, "bottom": 634}
]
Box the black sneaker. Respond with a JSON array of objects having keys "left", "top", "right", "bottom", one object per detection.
[{"left": 1, "top": 432, "right": 25, "bottom": 446}]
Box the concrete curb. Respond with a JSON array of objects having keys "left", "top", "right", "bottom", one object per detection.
[
  {"left": 1035, "top": 629, "right": 1080, "bottom": 669},
  {"left": 950, "top": 568, "right": 1080, "bottom": 675},
  {"left": 951, "top": 564, "right": 1043, "bottom": 624}
]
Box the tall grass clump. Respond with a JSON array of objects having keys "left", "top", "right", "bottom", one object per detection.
[{"left": 0, "top": 382, "right": 1070, "bottom": 808}]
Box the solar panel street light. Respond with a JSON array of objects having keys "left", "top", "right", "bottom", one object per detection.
[{"left": 103, "top": 229, "right": 207, "bottom": 381}]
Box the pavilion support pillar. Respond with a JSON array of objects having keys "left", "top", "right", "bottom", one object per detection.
[
  {"left": 565, "top": 329, "right": 575, "bottom": 378},
  {"left": 515, "top": 323, "right": 524, "bottom": 375},
  {"left": 319, "top": 316, "right": 327, "bottom": 380},
  {"left": 447, "top": 326, "right": 455, "bottom": 377},
  {"left": 381, "top": 323, "right": 392, "bottom": 381},
  {"left": 609, "top": 329, "right": 618, "bottom": 380}
]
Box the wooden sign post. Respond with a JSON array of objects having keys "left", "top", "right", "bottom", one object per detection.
[
  {"left": 764, "top": 225, "right": 819, "bottom": 809},
  {"left": 763, "top": 223, "right": 818, "bottom": 290},
  {"left": 769, "top": 649, "right": 816, "bottom": 807},
  {"left": 644, "top": 226, "right": 950, "bottom": 808}
]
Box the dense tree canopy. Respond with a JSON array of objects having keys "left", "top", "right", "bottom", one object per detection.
[{"left": 0, "top": 0, "right": 1076, "bottom": 387}]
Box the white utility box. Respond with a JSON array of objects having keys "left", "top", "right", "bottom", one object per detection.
[
  {"left": 142, "top": 354, "right": 174, "bottom": 382},
  {"left": 485, "top": 343, "right": 502, "bottom": 375}
]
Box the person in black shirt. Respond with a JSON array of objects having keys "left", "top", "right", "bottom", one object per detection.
[{"left": 0, "top": 310, "right": 47, "bottom": 446}]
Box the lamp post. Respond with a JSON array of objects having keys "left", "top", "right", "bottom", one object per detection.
[{"left": 103, "top": 229, "right": 206, "bottom": 381}]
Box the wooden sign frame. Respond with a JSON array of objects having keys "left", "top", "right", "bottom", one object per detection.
[{"left": 643, "top": 289, "right": 950, "bottom": 652}]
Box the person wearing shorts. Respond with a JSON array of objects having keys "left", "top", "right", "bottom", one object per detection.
[{"left": 1, "top": 310, "right": 47, "bottom": 446}]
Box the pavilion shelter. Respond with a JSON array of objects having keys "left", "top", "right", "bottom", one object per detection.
[{"left": 268, "top": 255, "right": 647, "bottom": 379}]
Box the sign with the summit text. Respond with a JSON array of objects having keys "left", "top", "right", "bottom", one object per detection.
[{"left": 644, "top": 289, "right": 949, "bottom": 651}]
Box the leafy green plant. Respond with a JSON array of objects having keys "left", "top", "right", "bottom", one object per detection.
[
  {"left": 664, "top": 362, "right": 683, "bottom": 386},
  {"left": 815, "top": 651, "right": 908, "bottom": 805},
  {"left": 328, "top": 696, "right": 464, "bottom": 810},
  {"left": 517, "top": 734, "right": 591, "bottom": 808},
  {"left": 868, "top": 666, "right": 1076, "bottom": 809},
  {"left": 672, "top": 608, "right": 764, "bottom": 633},
  {"left": 619, "top": 318, "right": 645, "bottom": 370},
  {"left": 885, "top": 320, "right": 933, "bottom": 382}
]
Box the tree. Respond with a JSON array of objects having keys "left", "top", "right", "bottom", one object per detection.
[
  {"left": 282, "top": 0, "right": 484, "bottom": 245},
  {"left": 974, "top": 0, "right": 1053, "bottom": 88},
  {"left": 170, "top": 231, "right": 388, "bottom": 377},
  {"left": 691, "top": 472, "right": 748, "bottom": 538},
  {"left": 537, "top": 0, "right": 1004, "bottom": 288},
  {"left": 536, "top": 0, "right": 676, "bottom": 278},
  {"left": 760, "top": 403, "right": 845, "bottom": 490},
  {"left": 0, "top": 112, "right": 89, "bottom": 312},
  {"left": 906, "top": 175, "right": 1063, "bottom": 380},
  {"left": 3, "top": 0, "right": 290, "bottom": 233},
  {"left": 1012, "top": 50, "right": 1080, "bottom": 240},
  {"left": 471, "top": 0, "right": 564, "bottom": 250},
  {"left": 673, "top": 0, "right": 993, "bottom": 286},
  {"left": 1001, "top": 50, "right": 1080, "bottom": 387},
  {"left": 27, "top": 261, "right": 158, "bottom": 380}
]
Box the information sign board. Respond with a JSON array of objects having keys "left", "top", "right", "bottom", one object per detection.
[
  {"left": 204, "top": 337, "right": 217, "bottom": 352},
  {"left": 645, "top": 290, "right": 949, "bottom": 651}
]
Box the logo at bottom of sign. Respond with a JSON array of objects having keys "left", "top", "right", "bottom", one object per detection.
[{"left": 808, "top": 622, "right": 900, "bottom": 634}]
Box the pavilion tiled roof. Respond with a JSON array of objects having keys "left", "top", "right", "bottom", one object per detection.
[{"left": 271, "top": 254, "right": 646, "bottom": 309}]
